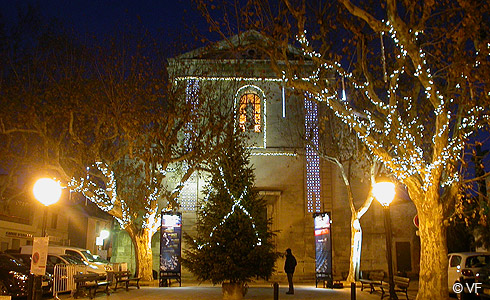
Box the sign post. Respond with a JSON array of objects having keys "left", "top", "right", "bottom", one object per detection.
[
  {"left": 29, "top": 237, "right": 49, "bottom": 300},
  {"left": 30, "top": 237, "right": 49, "bottom": 275},
  {"left": 314, "top": 212, "right": 333, "bottom": 288},
  {"left": 159, "top": 212, "right": 182, "bottom": 287}
]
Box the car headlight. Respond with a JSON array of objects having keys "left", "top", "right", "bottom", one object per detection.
[{"left": 10, "top": 271, "right": 29, "bottom": 281}]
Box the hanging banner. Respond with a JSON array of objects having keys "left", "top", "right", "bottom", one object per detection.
[
  {"left": 314, "top": 212, "right": 332, "bottom": 278},
  {"left": 160, "top": 212, "right": 182, "bottom": 273}
]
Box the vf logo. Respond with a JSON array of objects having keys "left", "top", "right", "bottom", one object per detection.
[{"left": 453, "top": 282, "right": 482, "bottom": 294}]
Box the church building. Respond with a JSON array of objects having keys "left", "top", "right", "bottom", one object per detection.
[{"left": 112, "top": 30, "right": 419, "bottom": 282}]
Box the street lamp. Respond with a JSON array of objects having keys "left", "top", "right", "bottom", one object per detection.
[
  {"left": 33, "top": 178, "right": 62, "bottom": 237},
  {"left": 96, "top": 229, "right": 110, "bottom": 246},
  {"left": 373, "top": 180, "right": 397, "bottom": 300}
]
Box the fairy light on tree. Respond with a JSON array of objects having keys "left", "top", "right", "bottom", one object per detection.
[
  {"left": 0, "top": 26, "right": 231, "bottom": 282},
  {"left": 182, "top": 127, "right": 279, "bottom": 298},
  {"left": 254, "top": 0, "right": 490, "bottom": 298}
]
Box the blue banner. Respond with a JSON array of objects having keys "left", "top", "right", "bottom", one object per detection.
[
  {"left": 314, "top": 212, "right": 332, "bottom": 275},
  {"left": 160, "top": 212, "right": 182, "bottom": 273}
]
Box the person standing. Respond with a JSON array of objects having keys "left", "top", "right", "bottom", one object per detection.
[{"left": 284, "top": 248, "right": 297, "bottom": 295}]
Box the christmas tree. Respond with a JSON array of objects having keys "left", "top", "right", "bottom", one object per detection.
[{"left": 182, "top": 129, "right": 279, "bottom": 285}]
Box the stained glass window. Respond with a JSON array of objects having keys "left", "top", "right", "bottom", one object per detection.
[{"left": 239, "top": 93, "right": 261, "bottom": 132}]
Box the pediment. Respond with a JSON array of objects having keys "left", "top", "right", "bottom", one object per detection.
[{"left": 175, "top": 30, "right": 303, "bottom": 60}]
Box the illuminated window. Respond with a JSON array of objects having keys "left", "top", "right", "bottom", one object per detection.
[{"left": 239, "top": 93, "right": 261, "bottom": 132}]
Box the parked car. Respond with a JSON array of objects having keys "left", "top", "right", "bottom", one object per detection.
[
  {"left": 20, "top": 245, "right": 111, "bottom": 274},
  {"left": 476, "top": 264, "right": 490, "bottom": 299},
  {"left": 59, "top": 254, "right": 87, "bottom": 266},
  {"left": 7, "top": 253, "right": 54, "bottom": 295},
  {"left": 448, "top": 252, "right": 490, "bottom": 299},
  {"left": 52, "top": 254, "right": 88, "bottom": 266},
  {"left": 10, "top": 252, "right": 84, "bottom": 275},
  {"left": 0, "top": 253, "right": 30, "bottom": 297}
]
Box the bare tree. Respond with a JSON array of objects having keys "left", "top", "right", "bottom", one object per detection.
[
  {"left": 314, "top": 111, "right": 380, "bottom": 283},
  {"left": 193, "top": 0, "right": 489, "bottom": 298},
  {"left": 261, "top": 1, "right": 489, "bottom": 298},
  {"left": 0, "top": 18, "right": 229, "bottom": 281}
]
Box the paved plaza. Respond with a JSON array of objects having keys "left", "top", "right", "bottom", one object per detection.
[{"left": 56, "top": 280, "right": 420, "bottom": 300}]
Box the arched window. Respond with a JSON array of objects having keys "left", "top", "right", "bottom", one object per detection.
[{"left": 239, "top": 93, "right": 261, "bottom": 132}]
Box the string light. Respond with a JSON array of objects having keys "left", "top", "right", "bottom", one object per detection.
[
  {"left": 291, "top": 27, "right": 489, "bottom": 194},
  {"left": 69, "top": 161, "right": 162, "bottom": 235},
  {"left": 305, "top": 92, "right": 322, "bottom": 213},
  {"left": 175, "top": 76, "right": 282, "bottom": 82},
  {"left": 341, "top": 76, "right": 347, "bottom": 101},
  {"left": 178, "top": 173, "right": 198, "bottom": 211},
  {"left": 179, "top": 79, "right": 201, "bottom": 211},
  {"left": 250, "top": 151, "right": 297, "bottom": 157},
  {"left": 197, "top": 167, "right": 262, "bottom": 249}
]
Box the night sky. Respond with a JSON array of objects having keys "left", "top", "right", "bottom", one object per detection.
[{"left": 1, "top": 0, "right": 208, "bottom": 40}]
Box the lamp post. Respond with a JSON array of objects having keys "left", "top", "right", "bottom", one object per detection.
[
  {"left": 33, "top": 178, "right": 62, "bottom": 237},
  {"left": 31, "top": 178, "right": 61, "bottom": 300},
  {"left": 372, "top": 181, "right": 397, "bottom": 300}
]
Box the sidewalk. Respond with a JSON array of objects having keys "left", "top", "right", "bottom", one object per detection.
[{"left": 56, "top": 280, "right": 419, "bottom": 300}]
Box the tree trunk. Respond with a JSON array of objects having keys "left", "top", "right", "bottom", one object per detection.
[
  {"left": 416, "top": 198, "right": 449, "bottom": 300},
  {"left": 129, "top": 228, "right": 154, "bottom": 282},
  {"left": 222, "top": 282, "right": 247, "bottom": 300},
  {"left": 347, "top": 216, "right": 362, "bottom": 283}
]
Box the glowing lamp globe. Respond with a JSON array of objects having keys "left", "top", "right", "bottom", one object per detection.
[
  {"left": 372, "top": 181, "right": 396, "bottom": 207},
  {"left": 33, "top": 178, "right": 62, "bottom": 206}
]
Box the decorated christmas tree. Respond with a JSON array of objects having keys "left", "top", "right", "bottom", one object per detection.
[{"left": 182, "top": 129, "right": 279, "bottom": 293}]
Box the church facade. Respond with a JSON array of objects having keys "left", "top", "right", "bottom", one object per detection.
[{"left": 111, "top": 31, "right": 419, "bottom": 282}]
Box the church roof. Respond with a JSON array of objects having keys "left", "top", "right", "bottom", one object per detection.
[{"left": 174, "top": 30, "right": 304, "bottom": 60}]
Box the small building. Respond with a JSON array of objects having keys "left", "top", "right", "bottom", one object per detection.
[{"left": 0, "top": 174, "right": 112, "bottom": 256}]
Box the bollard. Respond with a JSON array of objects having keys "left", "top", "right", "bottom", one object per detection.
[
  {"left": 28, "top": 274, "right": 42, "bottom": 300},
  {"left": 351, "top": 282, "right": 356, "bottom": 300},
  {"left": 273, "top": 282, "right": 279, "bottom": 300}
]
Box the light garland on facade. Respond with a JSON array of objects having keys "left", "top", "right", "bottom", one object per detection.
[
  {"left": 282, "top": 85, "right": 287, "bottom": 118},
  {"left": 178, "top": 79, "right": 201, "bottom": 211},
  {"left": 250, "top": 151, "right": 297, "bottom": 157},
  {"left": 184, "top": 79, "right": 200, "bottom": 149},
  {"left": 305, "top": 92, "right": 322, "bottom": 213},
  {"left": 175, "top": 76, "right": 283, "bottom": 82},
  {"left": 179, "top": 173, "right": 199, "bottom": 211}
]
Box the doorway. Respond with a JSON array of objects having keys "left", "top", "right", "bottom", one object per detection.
[{"left": 395, "top": 241, "right": 412, "bottom": 274}]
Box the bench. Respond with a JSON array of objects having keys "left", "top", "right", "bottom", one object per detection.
[
  {"left": 73, "top": 273, "right": 110, "bottom": 299},
  {"left": 159, "top": 271, "right": 181, "bottom": 287},
  {"left": 359, "top": 270, "right": 385, "bottom": 293},
  {"left": 113, "top": 270, "right": 142, "bottom": 291},
  {"left": 315, "top": 272, "right": 332, "bottom": 288},
  {"left": 380, "top": 275, "right": 410, "bottom": 300}
]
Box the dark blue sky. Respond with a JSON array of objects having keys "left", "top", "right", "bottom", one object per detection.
[{"left": 1, "top": 0, "right": 208, "bottom": 40}]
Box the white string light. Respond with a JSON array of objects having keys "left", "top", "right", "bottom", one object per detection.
[
  {"left": 305, "top": 92, "right": 322, "bottom": 213},
  {"left": 292, "top": 27, "right": 489, "bottom": 193},
  {"left": 250, "top": 151, "right": 297, "bottom": 157},
  {"left": 197, "top": 167, "right": 262, "bottom": 249},
  {"left": 179, "top": 79, "right": 201, "bottom": 211}
]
